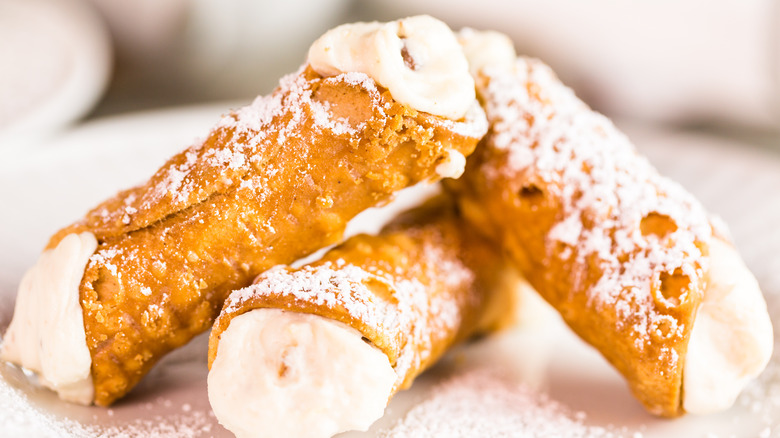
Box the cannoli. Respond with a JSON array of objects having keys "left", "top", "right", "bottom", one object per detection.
[
  {"left": 0, "top": 16, "right": 487, "bottom": 406},
  {"left": 206, "top": 196, "right": 519, "bottom": 438},
  {"left": 448, "top": 30, "right": 773, "bottom": 416}
]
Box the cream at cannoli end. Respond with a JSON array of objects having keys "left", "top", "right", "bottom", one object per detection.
[
  {"left": 1, "top": 232, "right": 96, "bottom": 405},
  {"left": 681, "top": 238, "right": 773, "bottom": 414},
  {"left": 208, "top": 308, "right": 396, "bottom": 438},
  {"left": 308, "top": 15, "right": 475, "bottom": 121}
]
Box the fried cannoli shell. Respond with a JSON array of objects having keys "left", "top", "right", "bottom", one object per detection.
[
  {"left": 447, "top": 57, "right": 714, "bottom": 416},
  {"left": 208, "top": 196, "right": 517, "bottom": 392},
  {"left": 47, "top": 67, "right": 485, "bottom": 406}
]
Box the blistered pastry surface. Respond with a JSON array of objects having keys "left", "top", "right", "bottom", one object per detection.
[
  {"left": 49, "top": 67, "right": 484, "bottom": 406},
  {"left": 211, "top": 199, "right": 511, "bottom": 392},
  {"left": 449, "top": 57, "right": 713, "bottom": 416}
]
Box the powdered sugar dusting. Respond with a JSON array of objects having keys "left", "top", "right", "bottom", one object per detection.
[
  {"left": 159, "top": 147, "right": 202, "bottom": 206},
  {"left": 89, "top": 247, "right": 124, "bottom": 280},
  {"left": 219, "top": 68, "right": 376, "bottom": 144},
  {"left": 90, "top": 67, "right": 386, "bottom": 230},
  {"left": 479, "top": 58, "right": 712, "bottom": 353},
  {"left": 0, "top": 369, "right": 213, "bottom": 438},
  {"left": 381, "top": 369, "right": 635, "bottom": 438},
  {"left": 88, "top": 410, "right": 213, "bottom": 438},
  {"left": 225, "top": 263, "right": 387, "bottom": 326},
  {"left": 437, "top": 102, "right": 489, "bottom": 139},
  {"left": 223, "top": 230, "right": 476, "bottom": 385}
]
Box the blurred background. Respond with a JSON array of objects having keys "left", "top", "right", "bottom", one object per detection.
[{"left": 1, "top": 0, "right": 778, "bottom": 150}]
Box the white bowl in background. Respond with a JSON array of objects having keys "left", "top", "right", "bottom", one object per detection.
[{"left": 0, "top": 0, "right": 112, "bottom": 150}]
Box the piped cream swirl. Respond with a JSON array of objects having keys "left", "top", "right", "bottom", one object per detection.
[{"left": 308, "top": 15, "right": 475, "bottom": 120}]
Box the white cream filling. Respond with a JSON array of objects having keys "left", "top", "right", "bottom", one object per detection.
[
  {"left": 208, "top": 308, "right": 397, "bottom": 438},
  {"left": 457, "top": 28, "right": 517, "bottom": 81},
  {"left": 308, "top": 15, "right": 475, "bottom": 120},
  {"left": 1, "top": 232, "right": 96, "bottom": 404},
  {"left": 683, "top": 238, "right": 774, "bottom": 414},
  {"left": 435, "top": 149, "right": 466, "bottom": 179}
]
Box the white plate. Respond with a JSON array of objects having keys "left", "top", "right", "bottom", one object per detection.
[{"left": 1, "top": 107, "right": 779, "bottom": 437}]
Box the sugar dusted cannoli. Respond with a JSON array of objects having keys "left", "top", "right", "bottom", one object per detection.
[
  {"left": 448, "top": 30, "right": 773, "bottom": 416},
  {"left": 207, "top": 197, "right": 519, "bottom": 438},
  {"left": 0, "top": 16, "right": 487, "bottom": 406}
]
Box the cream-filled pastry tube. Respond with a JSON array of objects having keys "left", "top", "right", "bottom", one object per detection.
[
  {"left": 448, "top": 30, "right": 773, "bottom": 417},
  {"left": 0, "top": 16, "right": 486, "bottom": 406},
  {"left": 207, "top": 198, "right": 518, "bottom": 438}
]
